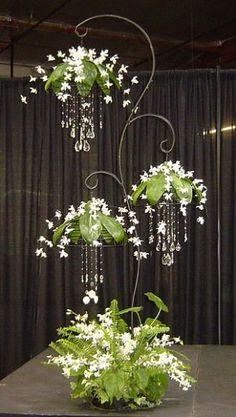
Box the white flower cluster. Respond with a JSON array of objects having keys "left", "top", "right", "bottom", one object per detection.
[
  {"left": 117, "top": 206, "right": 149, "bottom": 261},
  {"left": 35, "top": 198, "right": 112, "bottom": 259},
  {"left": 132, "top": 160, "right": 207, "bottom": 223},
  {"left": 47, "top": 308, "right": 193, "bottom": 399},
  {"left": 20, "top": 47, "right": 139, "bottom": 109}
]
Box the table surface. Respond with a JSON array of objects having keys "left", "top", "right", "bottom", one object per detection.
[{"left": 0, "top": 345, "right": 236, "bottom": 417}]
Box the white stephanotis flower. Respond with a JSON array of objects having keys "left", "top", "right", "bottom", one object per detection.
[
  {"left": 20, "top": 95, "right": 27, "bottom": 104},
  {"left": 131, "top": 76, "right": 139, "bottom": 84},
  {"left": 104, "top": 95, "right": 112, "bottom": 104},
  {"left": 197, "top": 216, "right": 205, "bottom": 225}
]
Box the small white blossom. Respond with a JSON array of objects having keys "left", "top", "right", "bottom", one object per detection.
[
  {"left": 131, "top": 76, "right": 139, "bottom": 84},
  {"left": 47, "top": 54, "right": 55, "bottom": 61},
  {"left": 104, "top": 95, "right": 112, "bottom": 104},
  {"left": 197, "top": 216, "right": 205, "bottom": 225},
  {"left": 46, "top": 219, "right": 54, "bottom": 229},
  {"left": 20, "top": 95, "right": 27, "bottom": 104}
]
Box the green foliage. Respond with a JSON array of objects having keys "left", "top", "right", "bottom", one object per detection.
[
  {"left": 52, "top": 200, "right": 127, "bottom": 246},
  {"left": 131, "top": 161, "right": 206, "bottom": 207},
  {"left": 146, "top": 173, "right": 166, "bottom": 205},
  {"left": 44, "top": 57, "right": 120, "bottom": 98},
  {"left": 47, "top": 292, "right": 194, "bottom": 410}
]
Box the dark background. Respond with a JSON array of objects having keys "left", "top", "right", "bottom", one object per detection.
[{"left": 0, "top": 69, "right": 235, "bottom": 379}]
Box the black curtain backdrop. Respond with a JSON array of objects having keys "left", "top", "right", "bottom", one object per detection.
[{"left": 0, "top": 69, "right": 235, "bottom": 379}]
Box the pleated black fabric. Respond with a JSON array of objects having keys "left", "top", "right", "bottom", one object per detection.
[{"left": 0, "top": 70, "right": 234, "bottom": 378}]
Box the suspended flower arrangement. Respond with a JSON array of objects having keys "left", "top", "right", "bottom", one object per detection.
[
  {"left": 130, "top": 160, "right": 207, "bottom": 266},
  {"left": 21, "top": 46, "right": 139, "bottom": 152}
]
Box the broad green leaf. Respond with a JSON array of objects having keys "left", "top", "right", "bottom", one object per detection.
[
  {"left": 144, "top": 317, "right": 170, "bottom": 332},
  {"left": 45, "top": 63, "right": 69, "bottom": 91},
  {"left": 76, "top": 60, "right": 98, "bottom": 97},
  {"left": 146, "top": 173, "right": 166, "bottom": 205},
  {"left": 106, "top": 67, "right": 120, "bottom": 89},
  {"left": 171, "top": 174, "right": 192, "bottom": 203},
  {"left": 96, "top": 75, "right": 110, "bottom": 95},
  {"left": 192, "top": 183, "right": 203, "bottom": 203},
  {"left": 103, "top": 369, "right": 127, "bottom": 400},
  {"left": 101, "top": 227, "right": 113, "bottom": 244},
  {"left": 118, "top": 306, "right": 143, "bottom": 315},
  {"left": 68, "top": 220, "right": 81, "bottom": 244},
  {"left": 79, "top": 211, "right": 102, "bottom": 244},
  {"left": 52, "top": 220, "right": 70, "bottom": 245},
  {"left": 99, "top": 213, "right": 126, "bottom": 244},
  {"left": 131, "top": 181, "right": 147, "bottom": 204},
  {"left": 145, "top": 292, "right": 169, "bottom": 312},
  {"left": 135, "top": 368, "right": 149, "bottom": 390}
]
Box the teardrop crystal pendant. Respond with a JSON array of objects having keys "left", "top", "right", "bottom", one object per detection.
[
  {"left": 148, "top": 203, "right": 189, "bottom": 267},
  {"left": 80, "top": 242, "right": 104, "bottom": 305},
  {"left": 60, "top": 90, "right": 104, "bottom": 152}
]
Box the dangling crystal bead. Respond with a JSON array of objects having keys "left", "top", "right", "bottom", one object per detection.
[
  {"left": 170, "top": 242, "right": 176, "bottom": 252},
  {"left": 83, "top": 140, "right": 90, "bottom": 152},
  {"left": 162, "top": 241, "right": 167, "bottom": 251},
  {"left": 156, "top": 242, "right": 161, "bottom": 251},
  {"left": 74, "top": 140, "right": 83, "bottom": 152},
  {"left": 70, "top": 127, "right": 76, "bottom": 138},
  {"left": 176, "top": 242, "right": 181, "bottom": 251}
]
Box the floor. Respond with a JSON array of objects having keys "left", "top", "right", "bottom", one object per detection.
[{"left": 0, "top": 345, "right": 236, "bottom": 417}]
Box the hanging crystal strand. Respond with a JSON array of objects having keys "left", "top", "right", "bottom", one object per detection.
[
  {"left": 155, "top": 205, "right": 161, "bottom": 251},
  {"left": 85, "top": 244, "right": 89, "bottom": 290},
  {"left": 89, "top": 245, "right": 95, "bottom": 290},
  {"left": 61, "top": 101, "right": 65, "bottom": 128},
  {"left": 80, "top": 244, "right": 84, "bottom": 285},
  {"left": 65, "top": 99, "right": 69, "bottom": 128},
  {"left": 148, "top": 209, "right": 154, "bottom": 244},
  {"left": 175, "top": 208, "right": 181, "bottom": 251},
  {"left": 184, "top": 213, "right": 188, "bottom": 242},
  {"left": 99, "top": 93, "right": 103, "bottom": 129},
  {"left": 87, "top": 92, "right": 95, "bottom": 140},
  {"left": 162, "top": 204, "right": 172, "bottom": 266},
  {"left": 69, "top": 92, "right": 76, "bottom": 139},
  {"left": 170, "top": 204, "right": 176, "bottom": 253},
  {"left": 94, "top": 245, "right": 98, "bottom": 293},
  {"left": 162, "top": 204, "right": 167, "bottom": 252},
  {"left": 99, "top": 245, "right": 104, "bottom": 285}
]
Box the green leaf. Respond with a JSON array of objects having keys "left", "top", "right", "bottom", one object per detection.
[
  {"left": 131, "top": 181, "right": 147, "bottom": 204},
  {"left": 45, "top": 62, "right": 69, "bottom": 91},
  {"left": 145, "top": 292, "right": 169, "bottom": 312},
  {"left": 101, "top": 227, "right": 113, "bottom": 244},
  {"left": 103, "top": 369, "right": 127, "bottom": 400},
  {"left": 106, "top": 67, "right": 120, "bottom": 89},
  {"left": 192, "top": 183, "right": 203, "bottom": 203},
  {"left": 99, "top": 213, "right": 126, "bottom": 244},
  {"left": 79, "top": 211, "right": 102, "bottom": 244},
  {"left": 68, "top": 220, "right": 81, "bottom": 244},
  {"left": 171, "top": 174, "right": 193, "bottom": 203},
  {"left": 52, "top": 220, "right": 70, "bottom": 245},
  {"left": 135, "top": 368, "right": 149, "bottom": 390},
  {"left": 146, "top": 173, "right": 166, "bottom": 205},
  {"left": 118, "top": 306, "right": 143, "bottom": 315},
  {"left": 76, "top": 60, "right": 98, "bottom": 97},
  {"left": 96, "top": 75, "right": 110, "bottom": 95}
]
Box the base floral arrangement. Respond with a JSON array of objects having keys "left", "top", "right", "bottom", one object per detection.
[{"left": 46, "top": 292, "right": 194, "bottom": 410}]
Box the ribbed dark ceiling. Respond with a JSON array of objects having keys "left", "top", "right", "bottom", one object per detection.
[{"left": 0, "top": 0, "right": 236, "bottom": 75}]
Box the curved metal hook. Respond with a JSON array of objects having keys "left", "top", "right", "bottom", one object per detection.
[
  {"left": 75, "top": 27, "right": 88, "bottom": 38},
  {"left": 129, "top": 113, "right": 176, "bottom": 156},
  {"left": 75, "top": 14, "right": 155, "bottom": 118},
  {"left": 85, "top": 170, "right": 122, "bottom": 191}
]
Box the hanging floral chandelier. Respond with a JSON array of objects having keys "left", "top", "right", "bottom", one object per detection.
[
  {"left": 36, "top": 197, "right": 142, "bottom": 304},
  {"left": 21, "top": 46, "right": 138, "bottom": 152},
  {"left": 130, "top": 160, "right": 207, "bottom": 266}
]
